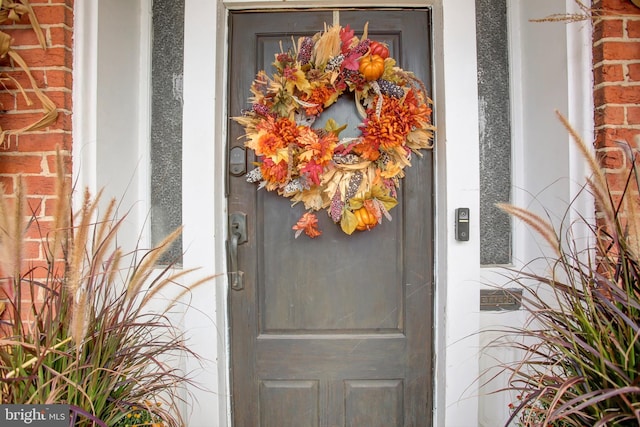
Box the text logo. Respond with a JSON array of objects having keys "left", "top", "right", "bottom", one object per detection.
[{"left": 0, "top": 405, "right": 68, "bottom": 426}]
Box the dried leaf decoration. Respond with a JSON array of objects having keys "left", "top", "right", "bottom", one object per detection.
[
  {"left": 234, "top": 22, "right": 435, "bottom": 238},
  {"left": 0, "top": 0, "right": 58, "bottom": 146},
  {"left": 293, "top": 212, "right": 322, "bottom": 239},
  {"left": 340, "top": 209, "right": 358, "bottom": 235}
]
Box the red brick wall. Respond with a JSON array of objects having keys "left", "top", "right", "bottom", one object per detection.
[
  {"left": 593, "top": 0, "right": 640, "bottom": 196},
  {"left": 0, "top": 0, "right": 73, "bottom": 269}
]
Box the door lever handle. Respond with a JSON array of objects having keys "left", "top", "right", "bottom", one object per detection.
[{"left": 227, "top": 212, "right": 247, "bottom": 290}]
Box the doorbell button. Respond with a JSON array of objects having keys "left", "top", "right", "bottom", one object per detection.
[{"left": 455, "top": 208, "right": 469, "bottom": 241}]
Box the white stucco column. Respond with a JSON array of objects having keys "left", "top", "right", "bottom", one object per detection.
[
  {"left": 72, "top": 0, "right": 98, "bottom": 205},
  {"left": 182, "top": 1, "right": 229, "bottom": 426},
  {"left": 434, "top": 0, "right": 481, "bottom": 425}
]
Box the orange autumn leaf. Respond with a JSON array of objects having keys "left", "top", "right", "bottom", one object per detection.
[{"left": 292, "top": 212, "right": 322, "bottom": 239}]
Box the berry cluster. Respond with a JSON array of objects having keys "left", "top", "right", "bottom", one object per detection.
[
  {"left": 252, "top": 103, "right": 271, "bottom": 117},
  {"left": 297, "top": 37, "right": 314, "bottom": 65},
  {"left": 351, "top": 39, "right": 371, "bottom": 56}
]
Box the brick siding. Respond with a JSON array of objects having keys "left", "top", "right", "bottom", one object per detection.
[
  {"left": 0, "top": 0, "right": 73, "bottom": 286},
  {"left": 593, "top": 0, "right": 640, "bottom": 198}
]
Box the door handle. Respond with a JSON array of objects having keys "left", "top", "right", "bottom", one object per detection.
[{"left": 227, "top": 212, "right": 247, "bottom": 291}]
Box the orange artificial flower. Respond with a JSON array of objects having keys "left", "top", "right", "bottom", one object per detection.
[
  {"left": 292, "top": 212, "right": 322, "bottom": 238},
  {"left": 358, "top": 92, "right": 432, "bottom": 156},
  {"left": 260, "top": 157, "right": 289, "bottom": 184},
  {"left": 297, "top": 127, "right": 338, "bottom": 166},
  {"left": 404, "top": 89, "right": 432, "bottom": 129},
  {"left": 254, "top": 116, "right": 299, "bottom": 157},
  {"left": 353, "top": 141, "right": 381, "bottom": 161},
  {"left": 301, "top": 85, "right": 338, "bottom": 116}
]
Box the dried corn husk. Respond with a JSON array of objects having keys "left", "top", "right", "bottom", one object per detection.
[
  {"left": 0, "top": 0, "right": 58, "bottom": 146},
  {"left": 312, "top": 23, "right": 341, "bottom": 67}
]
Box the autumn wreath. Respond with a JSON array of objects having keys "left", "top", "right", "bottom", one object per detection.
[{"left": 234, "top": 22, "right": 435, "bottom": 238}]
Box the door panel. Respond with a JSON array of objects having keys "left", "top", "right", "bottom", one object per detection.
[
  {"left": 345, "top": 380, "right": 403, "bottom": 427},
  {"left": 228, "top": 9, "right": 434, "bottom": 426},
  {"left": 260, "top": 380, "right": 319, "bottom": 427}
]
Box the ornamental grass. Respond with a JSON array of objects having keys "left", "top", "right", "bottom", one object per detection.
[
  {"left": 0, "top": 149, "right": 212, "bottom": 426},
  {"left": 488, "top": 112, "right": 640, "bottom": 426}
]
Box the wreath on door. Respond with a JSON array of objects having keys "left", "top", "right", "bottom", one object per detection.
[{"left": 234, "top": 22, "right": 435, "bottom": 238}]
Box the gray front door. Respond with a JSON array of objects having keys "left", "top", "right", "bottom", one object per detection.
[{"left": 227, "top": 9, "right": 434, "bottom": 426}]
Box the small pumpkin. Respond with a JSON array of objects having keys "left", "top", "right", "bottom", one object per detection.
[
  {"left": 369, "top": 41, "right": 389, "bottom": 59},
  {"left": 354, "top": 206, "right": 378, "bottom": 231},
  {"left": 359, "top": 54, "right": 385, "bottom": 81}
]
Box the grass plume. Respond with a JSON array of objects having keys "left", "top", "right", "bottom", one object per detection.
[
  {"left": 488, "top": 116, "right": 640, "bottom": 426},
  {"left": 0, "top": 151, "right": 216, "bottom": 426}
]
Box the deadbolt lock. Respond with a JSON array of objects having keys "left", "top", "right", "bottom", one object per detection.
[{"left": 229, "top": 146, "right": 246, "bottom": 176}]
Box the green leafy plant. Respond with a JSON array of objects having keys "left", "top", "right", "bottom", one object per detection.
[
  {"left": 0, "top": 149, "right": 213, "bottom": 426},
  {"left": 112, "top": 402, "right": 165, "bottom": 427},
  {"left": 489, "top": 112, "right": 640, "bottom": 426}
]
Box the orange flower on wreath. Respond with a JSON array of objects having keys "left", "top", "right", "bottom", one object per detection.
[
  {"left": 295, "top": 128, "right": 338, "bottom": 185},
  {"left": 403, "top": 89, "right": 432, "bottom": 129},
  {"left": 260, "top": 157, "right": 289, "bottom": 184},
  {"left": 353, "top": 140, "right": 381, "bottom": 161},
  {"left": 365, "top": 97, "right": 410, "bottom": 149},
  {"left": 300, "top": 85, "right": 339, "bottom": 116},
  {"left": 297, "top": 127, "right": 338, "bottom": 165},
  {"left": 252, "top": 116, "right": 299, "bottom": 157},
  {"left": 357, "top": 91, "right": 431, "bottom": 159}
]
